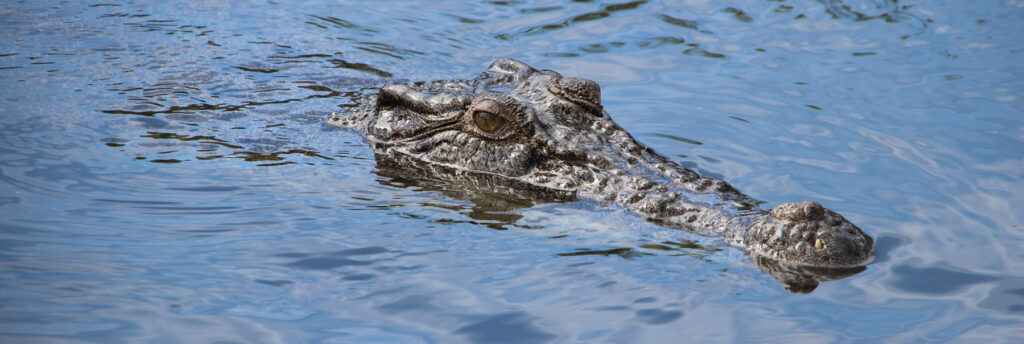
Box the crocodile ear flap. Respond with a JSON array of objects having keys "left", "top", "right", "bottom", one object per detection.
[{"left": 549, "top": 77, "right": 604, "bottom": 117}]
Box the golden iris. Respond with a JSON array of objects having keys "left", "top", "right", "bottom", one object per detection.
[{"left": 473, "top": 110, "right": 506, "bottom": 133}]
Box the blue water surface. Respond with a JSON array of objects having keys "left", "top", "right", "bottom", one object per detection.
[{"left": 1, "top": 0, "right": 1022, "bottom": 342}]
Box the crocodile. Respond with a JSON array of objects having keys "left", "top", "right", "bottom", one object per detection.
[{"left": 330, "top": 59, "right": 873, "bottom": 279}]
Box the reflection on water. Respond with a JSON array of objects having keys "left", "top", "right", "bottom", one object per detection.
[
  {"left": 1, "top": 0, "right": 1022, "bottom": 342},
  {"left": 751, "top": 254, "right": 867, "bottom": 293},
  {"left": 374, "top": 157, "right": 571, "bottom": 230},
  {"left": 559, "top": 239, "right": 719, "bottom": 260}
]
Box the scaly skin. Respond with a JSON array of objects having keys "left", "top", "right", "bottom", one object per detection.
[{"left": 330, "top": 58, "right": 873, "bottom": 269}]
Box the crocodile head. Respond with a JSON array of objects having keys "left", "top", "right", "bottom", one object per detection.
[{"left": 331, "top": 58, "right": 873, "bottom": 269}]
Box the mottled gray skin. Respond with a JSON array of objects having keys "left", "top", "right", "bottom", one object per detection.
[{"left": 330, "top": 58, "right": 873, "bottom": 268}]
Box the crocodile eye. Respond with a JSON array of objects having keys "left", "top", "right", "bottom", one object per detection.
[
  {"left": 468, "top": 98, "right": 511, "bottom": 135},
  {"left": 473, "top": 110, "right": 506, "bottom": 132},
  {"left": 464, "top": 97, "right": 523, "bottom": 140}
]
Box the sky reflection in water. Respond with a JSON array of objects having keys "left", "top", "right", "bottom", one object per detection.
[{"left": 0, "top": 0, "right": 1022, "bottom": 342}]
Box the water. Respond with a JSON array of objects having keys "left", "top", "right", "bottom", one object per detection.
[{"left": 1, "top": 0, "right": 1021, "bottom": 342}]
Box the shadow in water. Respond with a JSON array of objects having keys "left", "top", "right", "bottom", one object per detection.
[
  {"left": 751, "top": 254, "right": 867, "bottom": 293},
  {"left": 373, "top": 154, "right": 575, "bottom": 230}
]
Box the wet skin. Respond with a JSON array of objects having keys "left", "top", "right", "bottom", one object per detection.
[{"left": 331, "top": 59, "right": 873, "bottom": 290}]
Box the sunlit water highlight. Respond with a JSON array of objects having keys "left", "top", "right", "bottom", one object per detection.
[{"left": 1, "top": 0, "right": 1021, "bottom": 342}]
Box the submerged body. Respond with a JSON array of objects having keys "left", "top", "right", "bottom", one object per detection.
[{"left": 331, "top": 59, "right": 872, "bottom": 272}]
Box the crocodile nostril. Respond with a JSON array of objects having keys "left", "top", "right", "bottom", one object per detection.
[
  {"left": 770, "top": 201, "right": 826, "bottom": 221},
  {"left": 800, "top": 201, "right": 825, "bottom": 220}
]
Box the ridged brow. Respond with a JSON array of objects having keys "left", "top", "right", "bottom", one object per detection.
[{"left": 377, "top": 84, "right": 470, "bottom": 116}]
